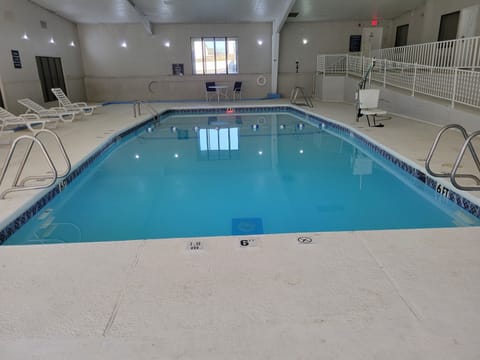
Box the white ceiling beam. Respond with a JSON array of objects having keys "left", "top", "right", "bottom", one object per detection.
[
  {"left": 273, "top": 0, "right": 297, "bottom": 33},
  {"left": 126, "top": 0, "right": 153, "bottom": 35}
]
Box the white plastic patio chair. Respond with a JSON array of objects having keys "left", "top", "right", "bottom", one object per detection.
[
  {"left": 0, "top": 107, "right": 46, "bottom": 133},
  {"left": 51, "top": 88, "right": 100, "bottom": 116},
  {"left": 18, "top": 98, "right": 76, "bottom": 124},
  {"left": 357, "top": 89, "right": 387, "bottom": 127}
]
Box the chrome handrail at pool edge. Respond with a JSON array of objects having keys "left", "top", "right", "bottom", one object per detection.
[
  {"left": 0, "top": 129, "right": 71, "bottom": 199},
  {"left": 425, "top": 124, "right": 480, "bottom": 191}
]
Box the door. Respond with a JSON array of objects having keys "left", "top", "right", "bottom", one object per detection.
[
  {"left": 438, "top": 11, "right": 460, "bottom": 41},
  {"left": 361, "top": 27, "right": 383, "bottom": 58},
  {"left": 0, "top": 74, "right": 4, "bottom": 108},
  {"left": 395, "top": 24, "right": 409, "bottom": 47}
]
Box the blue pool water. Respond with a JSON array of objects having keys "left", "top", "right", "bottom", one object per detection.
[{"left": 3, "top": 110, "right": 480, "bottom": 245}]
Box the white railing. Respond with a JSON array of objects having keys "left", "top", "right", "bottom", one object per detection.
[
  {"left": 371, "top": 36, "right": 480, "bottom": 69},
  {"left": 317, "top": 54, "right": 480, "bottom": 110},
  {"left": 316, "top": 54, "right": 347, "bottom": 74}
]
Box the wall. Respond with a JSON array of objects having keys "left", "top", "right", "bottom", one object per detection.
[
  {"left": 78, "top": 23, "right": 272, "bottom": 102},
  {"left": 0, "top": 0, "right": 85, "bottom": 114},
  {"left": 390, "top": 0, "right": 480, "bottom": 46},
  {"left": 277, "top": 21, "right": 393, "bottom": 98}
]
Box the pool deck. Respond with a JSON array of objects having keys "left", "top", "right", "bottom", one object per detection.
[{"left": 1, "top": 99, "right": 480, "bottom": 359}]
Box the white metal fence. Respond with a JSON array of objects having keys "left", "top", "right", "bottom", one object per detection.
[
  {"left": 317, "top": 54, "right": 480, "bottom": 109},
  {"left": 371, "top": 36, "right": 480, "bottom": 69}
]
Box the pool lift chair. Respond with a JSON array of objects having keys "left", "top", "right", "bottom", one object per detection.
[
  {"left": 357, "top": 88, "right": 387, "bottom": 127},
  {"left": 355, "top": 57, "right": 386, "bottom": 128}
]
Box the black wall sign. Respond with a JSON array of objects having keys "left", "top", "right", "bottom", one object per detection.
[
  {"left": 349, "top": 35, "right": 362, "bottom": 52},
  {"left": 172, "top": 63, "right": 184, "bottom": 76},
  {"left": 11, "top": 50, "right": 22, "bottom": 69}
]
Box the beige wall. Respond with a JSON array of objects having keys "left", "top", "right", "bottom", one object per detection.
[
  {"left": 277, "top": 20, "right": 393, "bottom": 97},
  {"left": 0, "top": 0, "right": 85, "bottom": 114},
  {"left": 390, "top": 0, "right": 480, "bottom": 46},
  {"left": 79, "top": 23, "right": 273, "bottom": 101}
]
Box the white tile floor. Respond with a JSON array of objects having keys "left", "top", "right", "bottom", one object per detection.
[{"left": 1, "top": 100, "right": 480, "bottom": 359}]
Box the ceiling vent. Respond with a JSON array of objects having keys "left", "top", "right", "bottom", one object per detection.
[
  {"left": 40, "top": 20, "right": 47, "bottom": 29},
  {"left": 288, "top": 12, "right": 299, "bottom": 18}
]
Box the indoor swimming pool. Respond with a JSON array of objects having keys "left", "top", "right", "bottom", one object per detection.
[{"left": 2, "top": 107, "right": 480, "bottom": 245}]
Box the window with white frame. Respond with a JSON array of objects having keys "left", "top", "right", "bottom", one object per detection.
[{"left": 192, "top": 37, "right": 238, "bottom": 75}]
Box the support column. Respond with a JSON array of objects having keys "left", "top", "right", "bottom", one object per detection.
[{"left": 271, "top": 31, "right": 280, "bottom": 95}]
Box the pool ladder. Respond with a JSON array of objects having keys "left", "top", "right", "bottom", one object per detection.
[
  {"left": 133, "top": 100, "right": 158, "bottom": 118},
  {"left": 0, "top": 129, "right": 71, "bottom": 199},
  {"left": 425, "top": 124, "right": 480, "bottom": 191},
  {"left": 290, "top": 86, "right": 313, "bottom": 108}
]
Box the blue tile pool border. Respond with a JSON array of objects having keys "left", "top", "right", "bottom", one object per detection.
[{"left": 1, "top": 105, "right": 479, "bottom": 244}]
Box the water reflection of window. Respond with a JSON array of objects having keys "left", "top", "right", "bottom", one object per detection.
[{"left": 199, "top": 127, "right": 239, "bottom": 151}]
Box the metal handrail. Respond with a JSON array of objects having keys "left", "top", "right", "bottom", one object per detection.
[
  {"left": 17, "top": 129, "right": 71, "bottom": 186},
  {"left": 425, "top": 124, "right": 480, "bottom": 191},
  {"left": 0, "top": 129, "right": 71, "bottom": 199},
  {"left": 133, "top": 100, "right": 158, "bottom": 118},
  {"left": 290, "top": 86, "right": 313, "bottom": 108},
  {"left": 451, "top": 130, "right": 480, "bottom": 191}
]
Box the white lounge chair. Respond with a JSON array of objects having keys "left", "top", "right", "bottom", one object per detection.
[
  {"left": 0, "top": 107, "right": 46, "bottom": 133},
  {"left": 357, "top": 89, "right": 387, "bottom": 127},
  {"left": 18, "top": 98, "right": 76, "bottom": 123},
  {"left": 51, "top": 88, "right": 101, "bottom": 116},
  {"left": 0, "top": 128, "right": 13, "bottom": 144}
]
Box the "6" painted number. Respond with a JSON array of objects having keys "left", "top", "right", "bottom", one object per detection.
[{"left": 436, "top": 184, "right": 449, "bottom": 197}]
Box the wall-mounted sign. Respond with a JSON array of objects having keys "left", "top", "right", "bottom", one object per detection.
[
  {"left": 172, "top": 63, "right": 184, "bottom": 76},
  {"left": 11, "top": 49, "right": 22, "bottom": 69},
  {"left": 349, "top": 35, "right": 362, "bottom": 52}
]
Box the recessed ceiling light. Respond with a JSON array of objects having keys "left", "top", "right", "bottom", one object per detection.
[
  {"left": 49, "top": 37, "right": 55, "bottom": 44},
  {"left": 22, "top": 33, "right": 29, "bottom": 40},
  {"left": 121, "top": 41, "right": 127, "bottom": 48}
]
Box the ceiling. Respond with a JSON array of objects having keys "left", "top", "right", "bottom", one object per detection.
[{"left": 30, "top": 0, "right": 426, "bottom": 25}]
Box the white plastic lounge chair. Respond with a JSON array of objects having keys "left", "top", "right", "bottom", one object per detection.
[
  {"left": 357, "top": 88, "right": 387, "bottom": 127},
  {"left": 51, "top": 88, "right": 100, "bottom": 116},
  {"left": 18, "top": 98, "right": 76, "bottom": 123},
  {"left": 0, "top": 107, "right": 46, "bottom": 133},
  {"left": 0, "top": 128, "right": 13, "bottom": 144}
]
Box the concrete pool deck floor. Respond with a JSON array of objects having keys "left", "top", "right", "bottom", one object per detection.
[{"left": 1, "top": 99, "right": 480, "bottom": 359}]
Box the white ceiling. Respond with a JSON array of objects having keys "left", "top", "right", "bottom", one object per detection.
[{"left": 30, "top": 0, "right": 426, "bottom": 25}]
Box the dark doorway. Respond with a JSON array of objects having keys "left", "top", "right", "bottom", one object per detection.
[
  {"left": 0, "top": 87, "right": 4, "bottom": 108},
  {"left": 35, "top": 56, "right": 66, "bottom": 102},
  {"left": 395, "top": 24, "right": 409, "bottom": 47},
  {"left": 438, "top": 11, "right": 460, "bottom": 41}
]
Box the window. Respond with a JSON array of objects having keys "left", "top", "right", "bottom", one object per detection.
[
  {"left": 35, "top": 56, "right": 66, "bottom": 102},
  {"left": 438, "top": 11, "right": 460, "bottom": 41},
  {"left": 395, "top": 24, "right": 409, "bottom": 47},
  {"left": 192, "top": 37, "right": 238, "bottom": 75}
]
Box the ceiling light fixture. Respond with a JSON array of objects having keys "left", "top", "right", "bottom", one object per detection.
[
  {"left": 69, "top": 41, "right": 76, "bottom": 47},
  {"left": 22, "top": 33, "right": 29, "bottom": 40},
  {"left": 49, "top": 37, "right": 55, "bottom": 44},
  {"left": 121, "top": 41, "right": 127, "bottom": 48},
  {"left": 165, "top": 41, "right": 170, "bottom": 47},
  {"left": 257, "top": 39, "right": 263, "bottom": 46},
  {"left": 302, "top": 38, "right": 308, "bottom": 45}
]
